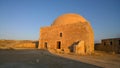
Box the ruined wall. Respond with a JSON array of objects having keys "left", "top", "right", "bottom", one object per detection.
[
  {"left": 0, "top": 40, "right": 37, "bottom": 49},
  {"left": 74, "top": 41, "right": 85, "bottom": 55},
  {"left": 12, "top": 42, "right": 36, "bottom": 49},
  {"left": 95, "top": 38, "right": 120, "bottom": 53},
  {"left": 39, "top": 22, "right": 94, "bottom": 54}
]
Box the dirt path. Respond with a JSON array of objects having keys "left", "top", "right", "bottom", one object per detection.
[
  {"left": 51, "top": 52, "right": 120, "bottom": 68},
  {"left": 0, "top": 49, "right": 101, "bottom": 68}
]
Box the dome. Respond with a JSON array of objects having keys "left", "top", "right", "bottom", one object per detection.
[{"left": 52, "top": 13, "right": 87, "bottom": 26}]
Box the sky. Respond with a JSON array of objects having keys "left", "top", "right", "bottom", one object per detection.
[{"left": 0, "top": 0, "right": 120, "bottom": 43}]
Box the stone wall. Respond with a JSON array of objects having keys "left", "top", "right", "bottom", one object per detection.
[
  {"left": 0, "top": 40, "right": 37, "bottom": 49},
  {"left": 12, "top": 42, "right": 36, "bottom": 49},
  {"left": 39, "top": 22, "right": 94, "bottom": 54},
  {"left": 74, "top": 41, "right": 85, "bottom": 55},
  {"left": 95, "top": 38, "right": 120, "bottom": 53}
]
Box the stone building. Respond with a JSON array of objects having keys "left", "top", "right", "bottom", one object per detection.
[
  {"left": 39, "top": 13, "right": 94, "bottom": 54},
  {"left": 95, "top": 38, "right": 120, "bottom": 53}
]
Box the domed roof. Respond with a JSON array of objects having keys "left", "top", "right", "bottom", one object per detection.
[{"left": 52, "top": 13, "right": 87, "bottom": 26}]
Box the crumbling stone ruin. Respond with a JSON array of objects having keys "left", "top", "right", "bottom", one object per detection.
[
  {"left": 39, "top": 13, "right": 94, "bottom": 55},
  {"left": 95, "top": 38, "right": 120, "bottom": 54},
  {"left": 0, "top": 40, "right": 38, "bottom": 49}
]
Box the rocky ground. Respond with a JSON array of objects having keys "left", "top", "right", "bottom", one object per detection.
[{"left": 0, "top": 49, "right": 102, "bottom": 68}]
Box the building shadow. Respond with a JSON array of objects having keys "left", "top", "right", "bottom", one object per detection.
[
  {"left": 33, "top": 41, "right": 39, "bottom": 48},
  {"left": 68, "top": 41, "right": 79, "bottom": 52},
  {"left": 0, "top": 49, "right": 103, "bottom": 68}
]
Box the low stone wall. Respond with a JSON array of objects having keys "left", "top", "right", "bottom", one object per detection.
[
  {"left": 12, "top": 42, "right": 36, "bottom": 49},
  {"left": 0, "top": 40, "right": 37, "bottom": 49}
]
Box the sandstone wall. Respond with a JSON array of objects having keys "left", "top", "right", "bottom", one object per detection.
[
  {"left": 0, "top": 40, "right": 37, "bottom": 49},
  {"left": 12, "top": 42, "right": 36, "bottom": 49},
  {"left": 74, "top": 41, "right": 85, "bottom": 55},
  {"left": 95, "top": 38, "right": 120, "bottom": 53},
  {"left": 39, "top": 22, "right": 94, "bottom": 54}
]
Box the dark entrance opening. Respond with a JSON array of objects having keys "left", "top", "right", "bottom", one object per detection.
[
  {"left": 60, "top": 33, "right": 62, "bottom": 37},
  {"left": 119, "top": 40, "right": 120, "bottom": 45},
  {"left": 110, "top": 41, "right": 112, "bottom": 45},
  {"left": 44, "top": 42, "right": 47, "bottom": 49},
  {"left": 57, "top": 41, "right": 61, "bottom": 49}
]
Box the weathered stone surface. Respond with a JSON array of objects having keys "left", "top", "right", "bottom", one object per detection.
[
  {"left": 95, "top": 38, "right": 120, "bottom": 54},
  {"left": 12, "top": 42, "right": 36, "bottom": 48},
  {"left": 39, "top": 13, "right": 94, "bottom": 54},
  {"left": 51, "top": 13, "right": 87, "bottom": 26},
  {"left": 74, "top": 41, "right": 85, "bottom": 55},
  {"left": 0, "top": 40, "right": 37, "bottom": 49}
]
